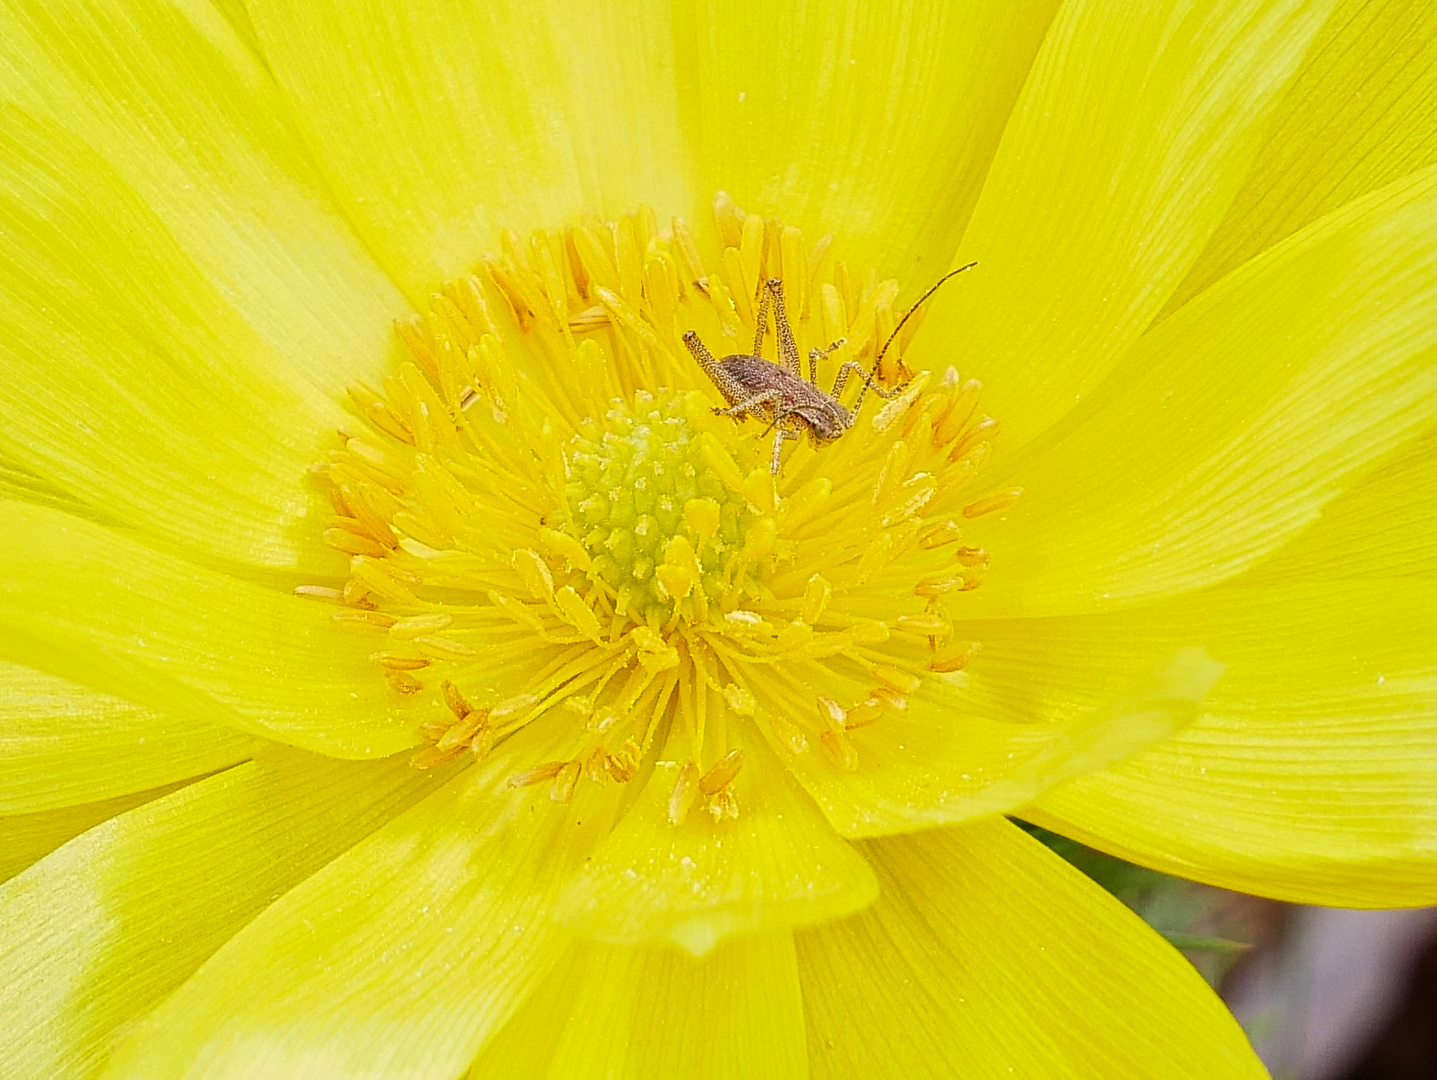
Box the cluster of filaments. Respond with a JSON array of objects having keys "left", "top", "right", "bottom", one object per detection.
[{"left": 300, "top": 194, "right": 1017, "bottom": 824}]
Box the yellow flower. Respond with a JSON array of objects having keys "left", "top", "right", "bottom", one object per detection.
[{"left": 1, "top": 0, "right": 1435, "bottom": 1077}]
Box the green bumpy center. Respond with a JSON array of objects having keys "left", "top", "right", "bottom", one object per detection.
[{"left": 564, "top": 391, "right": 749, "bottom": 618}]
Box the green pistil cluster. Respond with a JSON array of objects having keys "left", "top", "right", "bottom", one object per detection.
[{"left": 564, "top": 391, "right": 748, "bottom": 618}]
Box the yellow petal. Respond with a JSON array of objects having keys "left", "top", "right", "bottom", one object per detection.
[
  {"left": 0, "top": 502, "right": 411, "bottom": 758},
  {"left": 680, "top": 0, "right": 1060, "bottom": 281},
  {"left": 1248, "top": 425, "right": 1437, "bottom": 582},
  {"left": 0, "top": 782, "right": 186, "bottom": 884},
  {"left": 0, "top": 659, "right": 256, "bottom": 814},
  {"left": 251, "top": 1, "right": 1061, "bottom": 297},
  {"left": 0, "top": 0, "right": 405, "bottom": 393},
  {"left": 0, "top": 448, "right": 80, "bottom": 514},
  {"left": 0, "top": 106, "right": 358, "bottom": 575},
  {"left": 798, "top": 819, "right": 1264, "bottom": 1079},
  {"left": 556, "top": 733, "right": 876, "bottom": 955},
  {"left": 0, "top": 748, "right": 438, "bottom": 1080},
  {"left": 103, "top": 725, "right": 606, "bottom": 1080},
  {"left": 471, "top": 933, "right": 805, "bottom": 1079},
  {"left": 1029, "top": 578, "right": 1437, "bottom": 907},
  {"left": 961, "top": 163, "right": 1437, "bottom": 618},
  {"left": 209, "top": 0, "right": 264, "bottom": 59},
  {"left": 780, "top": 644, "right": 1220, "bottom": 837},
  {"left": 249, "top": 0, "right": 688, "bottom": 298},
  {"left": 1171, "top": 0, "right": 1437, "bottom": 311},
  {"left": 918, "top": 0, "right": 1336, "bottom": 450}
]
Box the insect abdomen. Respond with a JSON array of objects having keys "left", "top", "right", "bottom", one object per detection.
[{"left": 718, "top": 355, "right": 813, "bottom": 406}]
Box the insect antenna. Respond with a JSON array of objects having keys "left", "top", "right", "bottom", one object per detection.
[{"left": 852, "top": 260, "right": 978, "bottom": 413}]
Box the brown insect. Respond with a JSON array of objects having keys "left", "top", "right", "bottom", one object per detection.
[{"left": 683, "top": 262, "right": 977, "bottom": 474}]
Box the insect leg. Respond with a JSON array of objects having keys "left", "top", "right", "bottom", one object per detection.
[
  {"left": 716, "top": 388, "right": 785, "bottom": 422},
  {"left": 682, "top": 330, "right": 719, "bottom": 378},
  {"left": 760, "top": 404, "right": 798, "bottom": 438},
  {"left": 752, "top": 280, "right": 773, "bottom": 358},
  {"left": 682, "top": 330, "right": 738, "bottom": 405},
  {"left": 807, "top": 336, "right": 846, "bottom": 385},
  {"left": 767, "top": 278, "right": 802, "bottom": 378},
  {"left": 832, "top": 360, "right": 903, "bottom": 421},
  {"left": 770, "top": 425, "right": 799, "bottom": 476}
]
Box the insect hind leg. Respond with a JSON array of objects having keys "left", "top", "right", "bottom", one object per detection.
[
  {"left": 751, "top": 281, "right": 773, "bottom": 358},
  {"left": 765, "top": 278, "right": 802, "bottom": 377},
  {"left": 682, "top": 330, "right": 721, "bottom": 380}
]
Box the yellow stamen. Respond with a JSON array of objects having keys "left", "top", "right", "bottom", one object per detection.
[
  {"left": 668, "top": 762, "right": 700, "bottom": 825},
  {"left": 930, "top": 641, "right": 983, "bottom": 673},
  {"left": 844, "top": 699, "right": 884, "bottom": 730},
  {"left": 550, "top": 760, "right": 582, "bottom": 803},
  {"left": 963, "top": 489, "right": 1025, "bottom": 518},
  {"left": 510, "top": 761, "right": 569, "bottom": 788},
  {"left": 370, "top": 652, "right": 430, "bottom": 671},
  {"left": 332, "top": 609, "right": 397, "bottom": 632},
  {"left": 699, "top": 748, "right": 747, "bottom": 796},
  {"left": 820, "top": 728, "right": 860, "bottom": 772},
  {"left": 390, "top": 613, "right": 455, "bottom": 639},
  {"left": 296, "top": 194, "right": 1014, "bottom": 819}
]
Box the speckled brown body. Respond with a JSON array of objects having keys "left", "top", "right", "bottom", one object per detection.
[
  {"left": 709, "top": 354, "right": 851, "bottom": 441},
  {"left": 683, "top": 277, "right": 904, "bottom": 474},
  {"left": 684, "top": 264, "right": 975, "bottom": 474}
]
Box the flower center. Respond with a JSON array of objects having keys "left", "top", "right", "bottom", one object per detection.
[
  {"left": 562, "top": 392, "right": 750, "bottom": 621},
  {"left": 299, "top": 193, "right": 1018, "bottom": 822}
]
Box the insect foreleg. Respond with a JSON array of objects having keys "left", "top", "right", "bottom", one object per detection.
[
  {"left": 770, "top": 425, "right": 799, "bottom": 475},
  {"left": 760, "top": 406, "right": 801, "bottom": 438},
  {"left": 807, "top": 336, "right": 846, "bottom": 386},
  {"left": 716, "top": 388, "right": 786, "bottom": 422}
]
